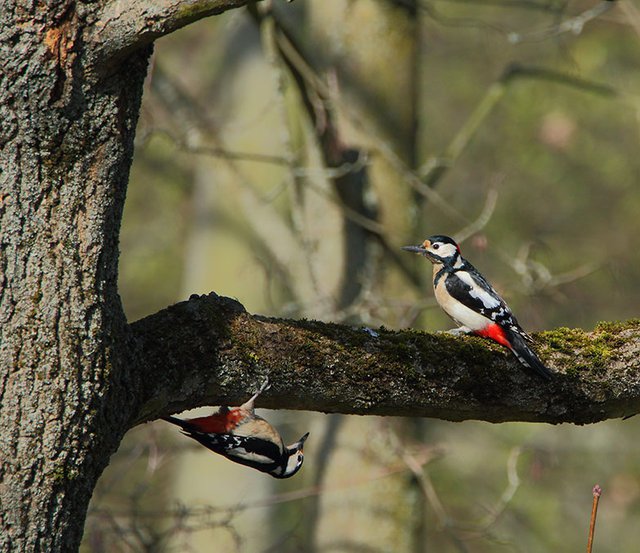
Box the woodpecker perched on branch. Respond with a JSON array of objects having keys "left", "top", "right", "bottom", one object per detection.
[
  {"left": 163, "top": 380, "right": 309, "bottom": 478},
  {"left": 402, "top": 235, "right": 552, "bottom": 380}
]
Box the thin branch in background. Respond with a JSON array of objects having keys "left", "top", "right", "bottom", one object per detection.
[
  {"left": 372, "top": 141, "right": 469, "bottom": 222},
  {"left": 147, "top": 62, "right": 334, "bottom": 309},
  {"left": 88, "top": 446, "right": 444, "bottom": 526},
  {"left": 256, "top": 6, "right": 328, "bottom": 309},
  {"left": 587, "top": 484, "right": 602, "bottom": 553},
  {"left": 389, "top": 296, "right": 440, "bottom": 328},
  {"left": 400, "top": 448, "right": 471, "bottom": 553},
  {"left": 478, "top": 447, "right": 522, "bottom": 531},
  {"left": 385, "top": 427, "right": 469, "bottom": 552},
  {"left": 399, "top": 0, "right": 567, "bottom": 35},
  {"left": 291, "top": 150, "right": 371, "bottom": 180},
  {"left": 454, "top": 188, "right": 499, "bottom": 245},
  {"left": 417, "top": 63, "right": 625, "bottom": 193},
  {"left": 165, "top": 139, "right": 294, "bottom": 168},
  {"left": 619, "top": 0, "right": 640, "bottom": 37},
  {"left": 390, "top": 430, "right": 536, "bottom": 549},
  {"left": 507, "top": 240, "right": 597, "bottom": 296},
  {"left": 145, "top": 128, "right": 378, "bottom": 207},
  {"left": 414, "top": 0, "right": 514, "bottom": 35},
  {"left": 545, "top": 262, "right": 599, "bottom": 288},
  {"left": 435, "top": 0, "right": 565, "bottom": 11},
  {"left": 508, "top": 0, "right": 616, "bottom": 43},
  {"left": 501, "top": 63, "right": 620, "bottom": 98},
  {"left": 248, "top": 5, "right": 464, "bottom": 224},
  {"left": 301, "top": 175, "right": 384, "bottom": 236},
  {"left": 332, "top": 291, "right": 438, "bottom": 329},
  {"left": 252, "top": 4, "right": 391, "bottom": 315}
]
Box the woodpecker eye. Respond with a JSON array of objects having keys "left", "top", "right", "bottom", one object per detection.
[{"left": 432, "top": 243, "right": 440, "bottom": 250}]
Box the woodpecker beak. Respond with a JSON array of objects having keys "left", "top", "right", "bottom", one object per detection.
[
  {"left": 401, "top": 244, "right": 427, "bottom": 255},
  {"left": 296, "top": 432, "right": 310, "bottom": 451}
]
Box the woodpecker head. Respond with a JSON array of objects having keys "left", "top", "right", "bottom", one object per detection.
[
  {"left": 274, "top": 432, "right": 309, "bottom": 479},
  {"left": 402, "top": 235, "right": 461, "bottom": 266}
]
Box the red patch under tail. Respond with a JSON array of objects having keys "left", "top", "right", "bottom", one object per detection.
[
  {"left": 186, "top": 408, "right": 245, "bottom": 433},
  {"left": 475, "top": 323, "right": 511, "bottom": 348}
]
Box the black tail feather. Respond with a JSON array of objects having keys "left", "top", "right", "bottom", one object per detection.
[{"left": 507, "top": 331, "right": 553, "bottom": 380}]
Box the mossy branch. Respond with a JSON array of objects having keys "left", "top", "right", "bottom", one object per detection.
[{"left": 132, "top": 292, "right": 640, "bottom": 426}]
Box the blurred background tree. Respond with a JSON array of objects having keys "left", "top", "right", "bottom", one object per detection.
[{"left": 82, "top": 1, "right": 640, "bottom": 552}]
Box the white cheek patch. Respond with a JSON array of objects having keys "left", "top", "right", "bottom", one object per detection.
[
  {"left": 443, "top": 244, "right": 459, "bottom": 257},
  {"left": 285, "top": 455, "right": 303, "bottom": 474},
  {"left": 431, "top": 243, "right": 458, "bottom": 259}
]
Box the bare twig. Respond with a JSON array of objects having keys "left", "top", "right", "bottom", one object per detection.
[
  {"left": 587, "top": 484, "right": 602, "bottom": 553},
  {"left": 89, "top": 448, "right": 442, "bottom": 523},
  {"left": 399, "top": 445, "right": 471, "bottom": 553},
  {"left": 479, "top": 447, "right": 522, "bottom": 530},
  {"left": 251, "top": 5, "right": 387, "bottom": 313},
  {"left": 434, "top": 0, "right": 563, "bottom": 11},
  {"left": 417, "top": 63, "right": 626, "bottom": 195},
  {"left": 506, "top": 241, "right": 597, "bottom": 296},
  {"left": 508, "top": 1, "right": 616, "bottom": 43},
  {"left": 454, "top": 188, "right": 499, "bottom": 244},
  {"left": 619, "top": 0, "right": 640, "bottom": 37}
]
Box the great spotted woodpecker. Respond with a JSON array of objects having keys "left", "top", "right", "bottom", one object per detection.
[
  {"left": 402, "top": 235, "right": 552, "bottom": 380},
  {"left": 163, "top": 381, "right": 309, "bottom": 478}
]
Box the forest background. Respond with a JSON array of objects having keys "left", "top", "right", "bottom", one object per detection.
[{"left": 76, "top": 1, "right": 640, "bottom": 552}]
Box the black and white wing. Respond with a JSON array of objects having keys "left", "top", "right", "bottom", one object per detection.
[
  {"left": 183, "top": 431, "right": 285, "bottom": 474},
  {"left": 447, "top": 262, "right": 531, "bottom": 339}
]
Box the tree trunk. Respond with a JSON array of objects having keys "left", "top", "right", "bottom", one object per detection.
[
  {"left": 0, "top": 4, "right": 150, "bottom": 551},
  {"left": 1, "top": 1, "right": 255, "bottom": 549}
]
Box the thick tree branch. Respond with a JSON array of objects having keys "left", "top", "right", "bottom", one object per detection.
[
  {"left": 133, "top": 292, "right": 640, "bottom": 425},
  {"left": 85, "top": 0, "right": 252, "bottom": 67}
]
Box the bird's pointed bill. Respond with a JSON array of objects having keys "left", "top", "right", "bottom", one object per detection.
[
  {"left": 289, "top": 432, "right": 310, "bottom": 451},
  {"left": 402, "top": 245, "right": 426, "bottom": 254}
]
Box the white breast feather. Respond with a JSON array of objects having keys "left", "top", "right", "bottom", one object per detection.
[{"left": 434, "top": 277, "right": 492, "bottom": 331}]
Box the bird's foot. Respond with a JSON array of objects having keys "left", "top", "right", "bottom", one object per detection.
[
  {"left": 445, "top": 326, "right": 473, "bottom": 336},
  {"left": 245, "top": 378, "right": 271, "bottom": 408}
]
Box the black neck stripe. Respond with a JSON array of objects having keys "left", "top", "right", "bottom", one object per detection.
[{"left": 433, "top": 254, "right": 465, "bottom": 287}]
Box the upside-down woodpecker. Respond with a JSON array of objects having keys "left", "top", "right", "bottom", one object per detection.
[{"left": 163, "top": 380, "right": 309, "bottom": 478}]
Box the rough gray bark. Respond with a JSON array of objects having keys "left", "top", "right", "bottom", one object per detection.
[
  {"left": 84, "top": 0, "right": 249, "bottom": 68},
  {"left": 0, "top": 1, "right": 638, "bottom": 553},
  {"left": 0, "top": 7, "right": 150, "bottom": 553}
]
